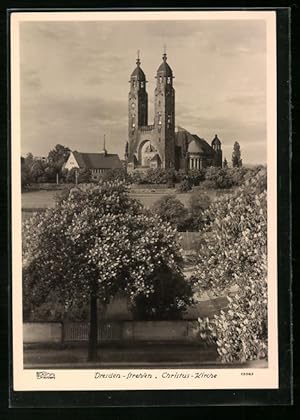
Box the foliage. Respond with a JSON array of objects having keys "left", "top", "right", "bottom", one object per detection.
[
  {"left": 232, "top": 141, "right": 243, "bottom": 168},
  {"left": 23, "top": 182, "right": 187, "bottom": 358},
  {"left": 21, "top": 145, "right": 70, "bottom": 185},
  {"left": 151, "top": 195, "right": 189, "bottom": 231},
  {"left": 65, "top": 168, "right": 92, "bottom": 184},
  {"left": 177, "top": 179, "right": 192, "bottom": 192},
  {"left": 47, "top": 144, "right": 71, "bottom": 172},
  {"left": 131, "top": 265, "right": 194, "bottom": 320},
  {"left": 186, "top": 169, "right": 206, "bottom": 186},
  {"left": 77, "top": 168, "right": 92, "bottom": 183},
  {"left": 193, "top": 168, "right": 268, "bottom": 362},
  {"left": 130, "top": 168, "right": 174, "bottom": 185},
  {"left": 187, "top": 191, "right": 211, "bottom": 230},
  {"left": 102, "top": 167, "right": 129, "bottom": 182},
  {"left": 146, "top": 168, "right": 168, "bottom": 184}
]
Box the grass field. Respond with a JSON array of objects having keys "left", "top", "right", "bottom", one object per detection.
[{"left": 22, "top": 186, "right": 230, "bottom": 211}]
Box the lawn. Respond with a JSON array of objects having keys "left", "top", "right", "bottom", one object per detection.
[{"left": 22, "top": 185, "right": 231, "bottom": 212}]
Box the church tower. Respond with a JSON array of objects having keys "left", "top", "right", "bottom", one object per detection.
[
  {"left": 211, "top": 134, "right": 222, "bottom": 167},
  {"left": 154, "top": 50, "right": 175, "bottom": 169},
  {"left": 128, "top": 52, "right": 148, "bottom": 164}
]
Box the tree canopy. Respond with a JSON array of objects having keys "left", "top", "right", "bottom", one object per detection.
[
  {"left": 232, "top": 141, "right": 243, "bottom": 168},
  {"left": 194, "top": 168, "right": 267, "bottom": 362},
  {"left": 23, "top": 181, "right": 190, "bottom": 359}
]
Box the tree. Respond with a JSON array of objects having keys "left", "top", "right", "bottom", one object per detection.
[
  {"left": 47, "top": 144, "right": 71, "bottom": 183},
  {"left": 151, "top": 195, "right": 189, "bottom": 230},
  {"left": 23, "top": 182, "right": 185, "bottom": 361},
  {"left": 30, "top": 160, "right": 46, "bottom": 183},
  {"left": 131, "top": 265, "right": 194, "bottom": 320},
  {"left": 187, "top": 191, "right": 211, "bottom": 230},
  {"left": 232, "top": 141, "right": 243, "bottom": 168},
  {"left": 193, "top": 169, "right": 267, "bottom": 362},
  {"left": 21, "top": 157, "right": 30, "bottom": 188}
]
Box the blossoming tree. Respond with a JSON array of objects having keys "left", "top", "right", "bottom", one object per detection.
[
  {"left": 23, "top": 182, "right": 187, "bottom": 360},
  {"left": 193, "top": 168, "right": 268, "bottom": 362}
]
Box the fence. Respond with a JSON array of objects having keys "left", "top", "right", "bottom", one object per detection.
[{"left": 24, "top": 320, "right": 202, "bottom": 344}]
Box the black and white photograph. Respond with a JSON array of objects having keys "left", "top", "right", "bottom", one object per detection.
[{"left": 11, "top": 10, "right": 278, "bottom": 391}]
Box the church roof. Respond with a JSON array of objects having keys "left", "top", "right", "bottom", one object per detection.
[
  {"left": 72, "top": 151, "right": 122, "bottom": 170},
  {"left": 190, "top": 135, "right": 214, "bottom": 155},
  {"left": 131, "top": 65, "right": 146, "bottom": 81},
  {"left": 175, "top": 126, "right": 215, "bottom": 156},
  {"left": 157, "top": 53, "right": 173, "bottom": 77},
  {"left": 211, "top": 134, "right": 221, "bottom": 145}
]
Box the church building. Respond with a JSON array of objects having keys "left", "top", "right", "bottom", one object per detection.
[{"left": 125, "top": 52, "right": 222, "bottom": 172}]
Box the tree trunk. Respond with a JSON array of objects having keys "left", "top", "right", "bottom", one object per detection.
[{"left": 88, "top": 290, "right": 98, "bottom": 361}]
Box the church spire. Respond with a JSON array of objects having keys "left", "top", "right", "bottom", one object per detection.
[
  {"left": 136, "top": 49, "right": 141, "bottom": 66},
  {"left": 102, "top": 134, "right": 107, "bottom": 156},
  {"left": 163, "top": 44, "right": 167, "bottom": 61}
]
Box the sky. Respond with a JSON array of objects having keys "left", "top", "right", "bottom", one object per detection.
[{"left": 20, "top": 18, "right": 267, "bottom": 164}]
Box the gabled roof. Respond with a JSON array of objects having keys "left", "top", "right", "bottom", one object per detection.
[
  {"left": 174, "top": 126, "right": 215, "bottom": 156},
  {"left": 72, "top": 151, "right": 122, "bottom": 170}
]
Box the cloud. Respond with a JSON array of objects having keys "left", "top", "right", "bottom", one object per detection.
[{"left": 19, "top": 18, "right": 268, "bottom": 164}]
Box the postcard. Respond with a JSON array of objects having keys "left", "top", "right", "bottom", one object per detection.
[{"left": 11, "top": 10, "right": 278, "bottom": 392}]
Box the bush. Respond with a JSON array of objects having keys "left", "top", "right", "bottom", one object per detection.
[
  {"left": 199, "top": 180, "right": 217, "bottom": 190},
  {"left": 187, "top": 191, "right": 211, "bottom": 230},
  {"left": 65, "top": 168, "right": 92, "bottom": 183},
  {"left": 102, "top": 167, "right": 129, "bottom": 182},
  {"left": 186, "top": 169, "right": 206, "bottom": 186},
  {"left": 177, "top": 179, "right": 192, "bottom": 193},
  {"left": 151, "top": 195, "right": 189, "bottom": 230},
  {"left": 193, "top": 169, "right": 268, "bottom": 362},
  {"left": 131, "top": 265, "right": 194, "bottom": 320}
]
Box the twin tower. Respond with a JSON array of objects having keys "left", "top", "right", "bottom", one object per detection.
[{"left": 125, "top": 52, "right": 176, "bottom": 171}]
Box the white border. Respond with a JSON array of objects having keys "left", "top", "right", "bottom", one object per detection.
[{"left": 11, "top": 10, "right": 278, "bottom": 391}]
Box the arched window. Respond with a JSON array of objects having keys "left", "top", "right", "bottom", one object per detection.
[
  {"left": 140, "top": 81, "right": 144, "bottom": 88},
  {"left": 167, "top": 76, "right": 171, "bottom": 84},
  {"left": 159, "top": 76, "right": 162, "bottom": 83}
]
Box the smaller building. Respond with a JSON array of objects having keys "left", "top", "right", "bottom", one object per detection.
[{"left": 64, "top": 143, "right": 122, "bottom": 181}]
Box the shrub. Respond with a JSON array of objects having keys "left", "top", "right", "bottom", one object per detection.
[
  {"left": 177, "top": 179, "right": 192, "bottom": 192},
  {"left": 102, "top": 167, "right": 129, "bottom": 182},
  {"left": 151, "top": 195, "right": 189, "bottom": 230},
  {"left": 131, "top": 265, "right": 195, "bottom": 320},
  {"left": 193, "top": 169, "right": 268, "bottom": 362},
  {"left": 187, "top": 191, "right": 211, "bottom": 230},
  {"left": 187, "top": 169, "right": 206, "bottom": 186},
  {"left": 199, "top": 180, "right": 217, "bottom": 190}
]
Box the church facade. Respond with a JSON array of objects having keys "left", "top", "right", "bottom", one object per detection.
[{"left": 125, "top": 52, "right": 223, "bottom": 172}]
